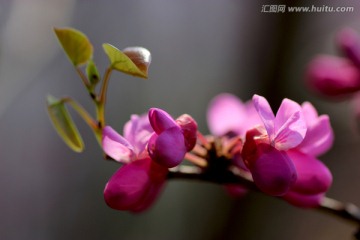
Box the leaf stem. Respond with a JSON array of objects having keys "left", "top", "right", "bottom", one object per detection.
[
  {"left": 62, "top": 97, "right": 101, "bottom": 144},
  {"left": 99, "top": 68, "right": 113, "bottom": 104},
  {"left": 96, "top": 67, "right": 113, "bottom": 129},
  {"left": 76, "top": 67, "right": 91, "bottom": 89},
  {"left": 62, "top": 98, "right": 97, "bottom": 129}
]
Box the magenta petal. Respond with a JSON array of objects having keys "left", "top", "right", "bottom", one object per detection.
[
  {"left": 130, "top": 180, "right": 165, "bottom": 213},
  {"left": 176, "top": 114, "right": 198, "bottom": 151},
  {"left": 130, "top": 160, "right": 168, "bottom": 213},
  {"left": 253, "top": 94, "right": 276, "bottom": 139},
  {"left": 207, "top": 93, "right": 246, "bottom": 136},
  {"left": 148, "top": 108, "right": 178, "bottom": 134},
  {"left": 287, "top": 150, "right": 332, "bottom": 195},
  {"left": 283, "top": 191, "right": 324, "bottom": 208},
  {"left": 306, "top": 55, "right": 360, "bottom": 97},
  {"left": 104, "top": 158, "right": 168, "bottom": 212},
  {"left": 102, "top": 126, "right": 134, "bottom": 163},
  {"left": 298, "top": 102, "right": 334, "bottom": 156},
  {"left": 274, "top": 99, "right": 307, "bottom": 150},
  {"left": 249, "top": 144, "right": 297, "bottom": 196},
  {"left": 148, "top": 127, "right": 186, "bottom": 168},
  {"left": 104, "top": 158, "right": 152, "bottom": 211},
  {"left": 297, "top": 115, "right": 334, "bottom": 156},
  {"left": 147, "top": 133, "right": 158, "bottom": 159}
]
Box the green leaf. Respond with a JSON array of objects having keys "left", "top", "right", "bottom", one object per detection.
[
  {"left": 102, "top": 43, "right": 151, "bottom": 78},
  {"left": 86, "top": 60, "right": 100, "bottom": 86},
  {"left": 47, "top": 95, "right": 84, "bottom": 152},
  {"left": 54, "top": 27, "right": 93, "bottom": 66}
]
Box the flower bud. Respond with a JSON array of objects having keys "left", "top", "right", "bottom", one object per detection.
[{"left": 306, "top": 55, "right": 360, "bottom": 97}]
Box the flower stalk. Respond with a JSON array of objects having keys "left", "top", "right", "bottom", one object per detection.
[{"left": 168, "top": 163, "right": 360, "bottom": 230}]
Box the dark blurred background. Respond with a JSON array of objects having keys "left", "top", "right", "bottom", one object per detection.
[{"left": 1, "top": 0, "right": 360, "bottom": 239}]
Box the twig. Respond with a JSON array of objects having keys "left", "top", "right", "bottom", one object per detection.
[{"left": 168, "top": 165, "right": 360, "bottom": 228}]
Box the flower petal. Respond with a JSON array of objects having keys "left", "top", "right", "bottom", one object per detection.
[
  {"left": 241, "top": 101, "right": 263, "bottom": 133},
  {"left": 252, "top": 94, "right": 276, "bottom": 139},
  {"left": 104, "top": 158, "right": 150, "bottom": 211},
  {"left": 130, "top": 160, "right": 168, "bottom": 213},
  {"left": 176, "top": 114, "right": 198, "bottom": 151},
  {"left": 104, "top": 158, "right": 167, "bottom": 212},
  {"left": 102, "top": 126, "right": 134, "bottom": 163},
  {"left": 243, "top": 132, "right": 297, "bottom": 196},
  {"left": 123, "top": 114, "right": 153, "bottom": 154},
  {"left": 273, "top": 99, "right": 307, "bottom": 150},
  {"left": 274, "top": 112, "right": 307, "bottom": 150},
  {"left": 297, "top": 115, "right": 334, "bottom": 156},
  {"left": 287, "top": 150, "right": 332, "bottom": 195},
  {"left": 283, "top": 191, "right": 324, "bottom": 208},
  {"left": 275, "top": 98, "right": 304, "bottom": 132},
  {"left": 148, "top": 108, "right": 178, "bottom": 134},
  {"left": 130, "top": 180, "right": 165, "bottom": 213},
  {"left": 207, "top": 93, "right": 246, "bottom": 136},
  {"left": 301, "top": 101, "right": 319, "bottom": 124},
  {"left": 148, "top": 127, "right": 186, "bottom": 168}
]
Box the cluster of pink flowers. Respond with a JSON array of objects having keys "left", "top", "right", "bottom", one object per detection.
[
  {"left": 102, "top": 93, "right": 334, "bottom": 212},
  {"left": 307, "top": 28, "right": 360, "bottom": 98},
  {"left": 102, "top": 109, "right": 197, "bottom": 212},
  {"left": 208, "top": 94, "right": 333, "bottom": 207}
]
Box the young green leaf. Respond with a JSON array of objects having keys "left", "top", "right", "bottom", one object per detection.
[
  {"left": 102, "top": 43, "right": 151, "bottom": 78},
  {"left": 47, "top": 95, "right": 84, "bottom": 152},
  {"left": 54, "top": 27, "right": 93, "bottom": 66},
  {"left": 86, "top": 60, "right": 100, "bottom": 86}
]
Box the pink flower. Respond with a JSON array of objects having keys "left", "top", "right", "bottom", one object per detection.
[
  {"left": 252, "top": 94, "right": 307, "bottom": 151},
  {"left": 102, "top": 114, "right": 153, "bottom": 163},
  {"left": 207, "top": 93, "right": 261, "bottom": 137},
  {"left": 239, "top": 95, "right": 306, "bottom": 196},
  {"left": 102, "top": 109, "right": 198, "bottom": 212},
  {"left": 306, "top": 28, "right": 360, "bottom": 98},
  {"left": 282, "top": 102, "right": 333, "bottom": 208},
  {"left": 102, "top": 114, "right": 168, "bottom": 212},
  {"left": 207, "top": 93, "right": 333, "bottom": 203},
  {"left": 242, "top": 94, "right": 333, "bottom": 201},
  {"left": 148, "top": 108, "right": 197, "bottom": 168}
]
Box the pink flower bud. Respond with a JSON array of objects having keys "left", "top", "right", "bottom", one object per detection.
[
  {"left": 306, "top": 55, "right": 360, "bottom": 97},
  {"left": 337, "top": 28, "right": 360, "bottom": 68},
  {"left": 148, "top": 108, "right": 198, "bottom": 168}
]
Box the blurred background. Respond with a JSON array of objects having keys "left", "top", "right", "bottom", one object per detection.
[{"left": 1, "top": 0, "right": 360, "bottom": 239}]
